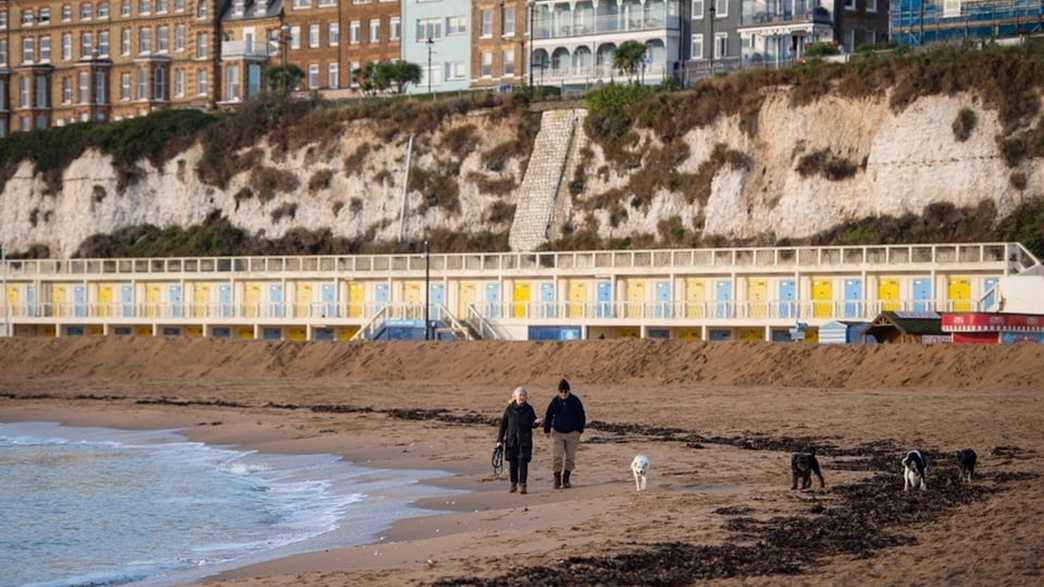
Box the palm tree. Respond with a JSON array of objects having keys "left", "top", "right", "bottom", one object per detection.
[{"left": 612, "top": 41, "right": 647, "bottom": 84}]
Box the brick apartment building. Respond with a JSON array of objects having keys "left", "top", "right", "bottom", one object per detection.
[{"left": 469, "top": 0, "right": 525, "bottom": 89}]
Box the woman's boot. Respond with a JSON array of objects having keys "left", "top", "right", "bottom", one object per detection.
[
  {"left": 554, "top": 472, "right": 562, "bottom": 489},
  {"left": 562, "top": 470, "right": 572, "bottom": 488},
  {"left": 520, "top": 484, "right": 527, "bottom": 494}
]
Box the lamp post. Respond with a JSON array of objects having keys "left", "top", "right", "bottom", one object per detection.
[
  {"left": 527, "top": 0, "right": 535, "bottom": 91},
  {"left": 708, "top": 4, "right": 716, "bottom": 74},
  {"left": 423, "top": 239, "right": 431, "bottom": 341},
  {"left": 425, "top": 37, "right": 435, "bottom": 96},
  {"left": 281, "top": 22, "right": 291, "bottom": 96}
]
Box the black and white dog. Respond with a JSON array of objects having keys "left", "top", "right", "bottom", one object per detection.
[
  {"left": 956, "top": 448, "right": 977, "bottom": 483},
  {"left": 631, "top": 454, "right": 650, "bottom": 491},
  {"left": 791, "top": 447, "right": 825, "bottom": 490},
  {"left": 902, "top": 450, "right": 929, "bottom": 492}
]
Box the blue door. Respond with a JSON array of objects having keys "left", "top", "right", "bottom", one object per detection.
[
  {"left": 269, "top": 284, "right": 284, "bottom": 318},
  {"left": 779, "top": 280, "right": 796, "bottom": 319},
  {"left": 596, "top": 281, "right": 612, "bottom": 318},
  {"left": 655, "top": 280, "right": 672, "bottom": 319},
  {"left": 715, "top": 281, "right": 732, "bottom": 319},
  {"left": 913, "top": 279, "right": 932, "bottom": 312},
  {"left": 843, "top": 279, "right": 863, "bottom": 319},
  {"left": 429, "top": 283, "right": 446, "bottom": 318},
  {"left": 219, "top": 284, "right": 233, "bottom": 318},
  {"left": 74, "top": 286, "right": 86, "bottom": 318},
  {"left": 983, "top": 277, "right": 998, "bottom": 311},
  {"left": 169, "top": 285, "right": 183, "bottom": 318},
  {"left": 540, "top": 283, "right": 556, "bottom": 318},
  {"left": 26, "top": 285, "right": 36, "bottom": 318},
  {"left": 484, "top": 283, "right": 501, "bottom": 319},
  {"left": 375, "top": 283, "right": 389, "bottom": 312},
  {"left": 120, "top": 285, "right": 133, "bottom": 318},
  {"left": 321, "top": 283, "right": 336, "bottom": 318}
]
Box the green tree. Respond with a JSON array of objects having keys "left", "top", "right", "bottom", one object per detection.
[
  {"left": 265, "top": 64, "right": 305, "bottom": 94},
  {"left": 387, "top": 61, "right": 423, "bottom": 94},
  {"left": 612, "top": 41, "right": 647, "bottom": 84}
]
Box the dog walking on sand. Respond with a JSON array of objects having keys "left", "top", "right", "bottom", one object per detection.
[{"left": 544, "top": 378, "right": 586, "bottom": 489}]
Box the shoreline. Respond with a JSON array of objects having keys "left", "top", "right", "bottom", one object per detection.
[{"left": 0, "top": 401, "right": 499, "bottom": 585}]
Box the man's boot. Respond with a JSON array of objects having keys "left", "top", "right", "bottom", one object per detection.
[
  {"left": 510, "top": 483, "right": 517, "bottom": 493},
  {"left": 553, "top": 472, "right": 562, "bottom": 489},
  {"left": 562, "top": 470, "right": 572, "bottom": 489},
  {"left": 520, "top": 484, "right": 527, "bottom": 494}
]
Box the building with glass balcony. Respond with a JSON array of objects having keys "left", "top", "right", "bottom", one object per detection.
[
  {"left": 891, "top": 0, "right": 1043, "bottom": 47},
  {"left": 737, "top": 0, "right": 888, "bottom": 66},
  {"left": 529, "top": 0, "right": 685, "bottom": 89}
]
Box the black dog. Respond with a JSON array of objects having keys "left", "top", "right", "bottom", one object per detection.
[
  {"left": 791, "top": 447, "right": 825, "bottom": 490},
  {"left": 957, "top": 448, "right": 977, "bottom": 483}
]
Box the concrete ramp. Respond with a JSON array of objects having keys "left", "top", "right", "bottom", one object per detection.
[{"left": 509, "top": 109, "right": 583, "bottom": 251}]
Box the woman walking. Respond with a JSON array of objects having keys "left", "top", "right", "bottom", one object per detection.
[{"left": 497, "top": 386, "right": 541, "bottom": 494}]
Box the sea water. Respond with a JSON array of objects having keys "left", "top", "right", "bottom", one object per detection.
[{"left": 0, "top": 422, "right": 461, "bottom": 587}]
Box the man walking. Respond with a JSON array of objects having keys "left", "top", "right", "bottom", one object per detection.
[{"left": 544, "top": 378, "right": 586, "bottom": 489}]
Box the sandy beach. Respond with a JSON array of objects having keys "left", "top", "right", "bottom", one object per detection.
[{"left": 2, "top": 337, "right": 1042, "bottom": 586}]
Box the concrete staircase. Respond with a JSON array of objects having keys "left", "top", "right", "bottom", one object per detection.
[{"left": 509, "top": 109, "right": 582, "bottom": 251}]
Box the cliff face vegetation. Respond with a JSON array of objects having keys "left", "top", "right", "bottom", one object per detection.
[{"left": 2, "top": 43, "right": 1044, "bottom": 258}]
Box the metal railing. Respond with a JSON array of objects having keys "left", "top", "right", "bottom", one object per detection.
[
  {"left": 532, "top": 14, "right": 680, "bottom": 40},
  {"left": 534, "top": 63, "right": 669, "bottom": 83},
  {"left": 1, "top": 243, "right": 1033, "bottom": 279},
  {"left": 739, "top": 1, "right": 833, "bottom": 27},
  {"left": 220, "top": 40, "right": 271, "bottom": 58}
]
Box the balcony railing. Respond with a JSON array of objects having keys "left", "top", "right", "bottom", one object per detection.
[
  {"left": 739, "top": 2, "right": 833, "bottom": 27},
  {"left": 532, "top": 14, "right": 679, "bottom": 40},
  {"left": 221, "top": 40, "right": 271, "bottom": 58},
  {"left": 534, "top": 62, "right": 668, "bottom": 83},
  {"left": 0, "top": 243, "right": 1034, "bottom": 279},
  {"left": 0, "top": 298, "right": 987, "bottom": 325}
]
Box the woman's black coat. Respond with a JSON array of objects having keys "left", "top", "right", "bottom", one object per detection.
[{"left": 497, "top": 402, "right": 538, "bottom": 462}]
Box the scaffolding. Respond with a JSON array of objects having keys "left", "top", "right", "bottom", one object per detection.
[{"left": 890, "top": 0, "right": 1044, "bottom": 46}]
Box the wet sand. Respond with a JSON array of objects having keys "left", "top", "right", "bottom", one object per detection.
[{"left": 1, "top": 338, "right": 1042, "bottom": 586}]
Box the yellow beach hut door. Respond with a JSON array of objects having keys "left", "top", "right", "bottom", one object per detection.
[
  {"left": 747, "top": 279, "right": 767, "bottom": 319},
  {"left": 244, "top": 284, "right": 261, "bottom": 318},
  {"left": 568, "top": 281, "right": 587, "bottom": 318},
  {"left": 685, "top": 278, "right": 705, "bottom": 319},
  {"left": 812, "top": 279, "right": 833, "bottom": 319},
  {"left": 194, "top": 284, "right": 210, "bottom": 318},
  {"left": 146, "top": 285, "right": 162, "bottom": 318},
  {"left": 948, "top": 277, "right": 971, "bottom": 312},
  {"left": 296, "top": 283, "right": 313, "bottom": 318},
  {"left": 348, "top": 283, "right": 366, "bottom": 318},
  {"left": 98, "top": 285, "right": 113, "bottom": 318},
  {"left": 512, "top": 282, "right": 531, "bottom": 319},
  {"left": 626, "top": 280, "right": 646, "bottom": 319},
  {"left": 458, "top": 283, "right": 477, "bottom": 317},
  {"left": 878, "top": 278, "right": 900, "bottom": 312}
]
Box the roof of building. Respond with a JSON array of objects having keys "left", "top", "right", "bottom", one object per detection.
[
  {"left": 219, "top": 0, "right": 282, "bottom": 22},
  {"left": 867, "top": 311, "right": 945, "bottom": 336}
]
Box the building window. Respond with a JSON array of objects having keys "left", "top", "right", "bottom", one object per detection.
[
  {"left": 175, "top": 25, "right": 185, "bottom": 51},
  {"left": 22, "top": 38, "right": 34, "bottom": 64},
  {"left": 481, "top": 9, "right": 492, "bottom": 38},
  {"left": 63, "top": 77, "right": 73, "bottom": 103},
  {"left": 96, "top": 71, "right": 107, "bottom": 104},
  {"left": 292, "top": 0, "right": 310, "bottom": 8},
  {"left": 136, "top": 67, "right": 146, "bottom": 99},
  {"left": 19, "top": 78, "right": 30, "bottom": 108},
  {"left": 21, "top": 9, "right": 33, "bottom": 26},
  {"left": 309, "top": 24, "right": 319, "bottom": 48},
  {"left": 417, "top": 18, "right": 441, "bottom": 41},
  {"left": 369, "top": 19, "right": 379, "bottom": 43},
  {"left": 97, "top": 2, "right": 109, "bottom": 18},
  {"left": 715, "top": 0, "right": 727, "bottom": 17},
  {"left": 78, "top": 71, "right": 90, "bottom": 103},
  {"left": 64, "top": 33, "right": 73, "bottom": 60},
  {"left": 157, "top": 26, "right": 169, "bottom": 52},
  {"left": 35, "top": 75, "right": 48, "bottom": 108},
  {"left": 503, "top": 49, "right": 515, "bottom": 75},
  {"left": 714, "top": 32, "right": 727, "bottom": 58},
  {"left": 174, "top": 69, "right": 184, "bottom": 96},
  {"left": 121, "top": 29, "right": 130, "bottom": 55},
  {"left": 0, "top": 10, "right": 7, "bottom": 29},
  {"left": 350, "top": 61, "right": 360, "bottom": 87},
  {"left": 197, "top": 69, "right": 208, "bottom": 96},
  {"left": 120, "top": 0, "right": 130, "bottom": 16},
  {"left": 80, "top": 2, "right": 93, "bottom": 20},
  {"left": 480, "top": 51, "right": 492, "bottom": 76},
  {"left": 307, "top": 63, "right": 318, "bottom": 89},
  {"left": 390, "top": 17, "right": 400, "bottom": 41},
  {"left": 844, "top": 0, "right": 855, "bottom": 9},
  {"left": 691, "top": 34, "right": 703, "bottom": 60},
  {"left": 502, "top": 6, "right": 515, "bottom": 36},
  {"left": 290, "top": 26, "right": 300, "bottom": 49},
  {"left": 196, "top": 32, "right": 208, "bottom": 57},
  {"left": 0, "top": 40, "right": 7, "bottom": 66},
  {"left": 350, "top": 21, "right": 360, "bottom": 44},
  {"left": 81, "top": 32, "right": 94, "bottom": 58},
  {"left": 157, "top": 0, "right": 167, "bottom": 13},
  {"left": 138, "top": 28, "right": 151, "bottom": 54},
  {"left": 39, "top": 8, "right": 51, "bottom": 24},
  {"left": 328, "top": 63, "right": 339, "bottom": 88},
  {"left": 154, "top": 67, "right": 164, "bottom": 100},
  {"left": 197, "top": 0, "right": 206, "bottom": 18},
  {"left": 233, "top": 0, "right": 243, "bottom": 15},
  {"left": 329, "top": 23, "right": 339, "bottom": 46},
  {"left": 176, "top": 0, "right": 185, "bottom": 12},
  {"left": 446, "top": 61, "right": 466, "bottom": 80},
  {"left": 868, "top": 0, "right": 878, "bottom": 12},
  {"left": 227, "top": 64, "right": 240, "bottom": 100},
  {"left": 39, "top": 36, "right": 51, "bottom": 62},
  {"left": 121, "top": 72, "right": 130, "bottom": 99},
  {"left": 248, "top": 63, "right": 261, "bottom": 96},
  {"left": 845, "top": 29, "right": 856, "bottom": 52},
  {"left": 319, "top": 0, "right": 334, "bottom": 6},
  {"left": 99, "top": 31, "right": 110, "bottom": 56},
  {"left": 692, "top": 0, "right": 703, "bottom": 19},
  {"left": 139, "top": 0, "right": 150, "bottom": 14},
  {"left": 446, "top": 16, "right": 466, "bottom": 35}
]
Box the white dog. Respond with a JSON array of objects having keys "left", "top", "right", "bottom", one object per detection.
[
  {"left": 902, "top": 450, "right": 929, "bottom": 492},
  {"left": 631, "top": 454, "right": 650, "bottom": 491}
]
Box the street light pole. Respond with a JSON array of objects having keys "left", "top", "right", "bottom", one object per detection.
[
  {"left": 426, "top": 37, "right": 435, "bottom": 96},
  {"left": 709, "top": 4, "right": 716, "bottom": 75},
  {"left": 423, "top": 240, "right": 431, "bottom": 341},
  {"left": 527, "top": 0, "right": 535, "bottom": 91},
  {"left": 281, "top": 19, "right": 291, "bottom": 97}
]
